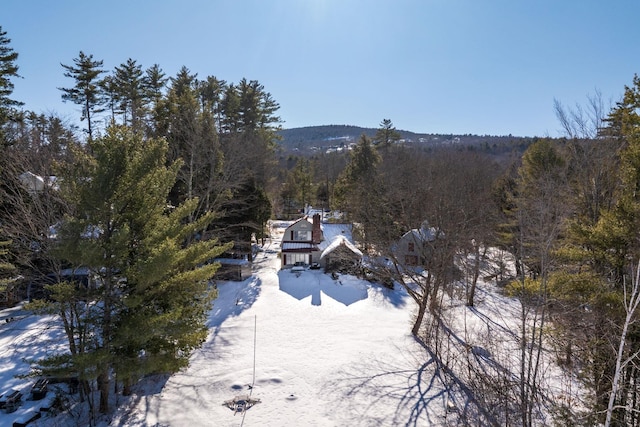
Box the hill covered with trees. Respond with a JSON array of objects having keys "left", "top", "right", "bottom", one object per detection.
[{"left": 277, "top": 124, "right": 536, "bottom": 156}]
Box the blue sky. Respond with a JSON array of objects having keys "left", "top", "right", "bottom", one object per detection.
[{"left": 3, "top": 0, "right": 640, "bottom": 137}]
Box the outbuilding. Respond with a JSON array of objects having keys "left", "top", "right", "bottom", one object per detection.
[
  {"left": 213, "top": 258, "right": 252, "bottom": 281},
  {"left": 320, "top": 235, "right": 363, "bottom": 274}
]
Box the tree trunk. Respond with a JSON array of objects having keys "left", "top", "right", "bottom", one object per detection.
[
  {"left": 98, "top": 369, "right": 110, "bottom": 413},
  {"left": 123, "top": 376, "right": 133, "bottom": 396},
  {"left": 605, "top": 267, "right": 640, "bottom": 426},
  {"left": 412, "top": 296, "right": 428, "bottom": 337},
  {"left": 467, "top": 244, "right": 484, "bottom": 307},
  {"left": 565, "top": 339, "right": 572, "bottom": 366}
]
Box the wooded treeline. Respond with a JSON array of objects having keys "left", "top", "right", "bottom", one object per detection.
[
  {"left": 273, "top": 88, "right": 640, "bottom": 425},
  {"left": 1, "top": 25, "right": 640, "bottom": 426}
]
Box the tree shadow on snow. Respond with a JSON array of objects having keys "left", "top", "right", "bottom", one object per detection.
[
  {"left": 323, "top": 337, "right": 500, "bottom": 427},
  {"left": 375, "top": 281, "right": 410, "bottom": 309},
  {"left": 113, "top": 276, "right": 263, "bottom": 426},
  {"left": 207, "top": 275, "right": 262, "bottom": 328},
  {"left": 0, "top": 309, "right": 67, "bottom": 391},
  {"left": 322, "top": 344, "right": 449, "bottom": 426},
  {"left": 202, "top": 275, "right": 263, "bottom": 360}
]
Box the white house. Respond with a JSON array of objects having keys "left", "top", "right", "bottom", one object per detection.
[
  {"left": 394, "top": 221, "right": 439, "bottom": 266},
  {"left": 280, "top": 214, "right": 323, "bottom": 267},
  {"left": 18, "top": 172, "right": 57, "bottom": 194},
  {"left": 280, "top": 213, "right": 362, "bottom": 269}
]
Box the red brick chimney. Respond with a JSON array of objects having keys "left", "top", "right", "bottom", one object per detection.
[{"left": 312, "top": 213, "right": 322, "bottom": 244}]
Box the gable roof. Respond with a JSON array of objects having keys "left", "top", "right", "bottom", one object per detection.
[
  {"left": 317, "top": 223, "right": 352, "bottom": 248},
  {"left": 320, "top": 235, "right": 363, "bottom": 260},
  {"left": 401, "top": 223, "right": 439, "bottom": 243},
  {"left": 284, "top": 216, "right": 313, "bottom": 231}
]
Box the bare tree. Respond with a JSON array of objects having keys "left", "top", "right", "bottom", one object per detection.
[
  {"left": 554, "top": 89, "right": 609, "bottom": 140},
  {"left": 0, "top": 115, "right": 76, "bottom": 284},
  {"left": 372, "top": 147, "right": 502, "bottom": 336},
  {"left": 605, "top": 261, "right": 640, "bottom": 427}
]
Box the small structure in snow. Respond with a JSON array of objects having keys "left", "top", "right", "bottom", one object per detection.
[
  {"left": 320, "top": 235, "right": 363, "bottom": 274},
  {"left": 30, "top": 377, "right": 49, "bottom": 400},
  {"left": 0, "top": 389, "right": 23, "bottom": 413},
  {"left": 212, "top": 258, "right": 252, "bottom": 281},
  {"left": 223, "top": 395, "right": 261, "bottom": 415},
  {"left": 446, "top": 397, "right": 457, "bottom": 413}
]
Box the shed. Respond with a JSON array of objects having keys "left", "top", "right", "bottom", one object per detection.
[
  {"left": 320, "top": 236, "right": 363, "bottom": 273},
  {"left": 213, "top": 258, "right": 252, "bottom": 281}
]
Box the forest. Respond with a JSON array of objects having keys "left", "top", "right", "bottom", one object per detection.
[{"left": 1, "top": 24, "right": 640, "bottom": 426}]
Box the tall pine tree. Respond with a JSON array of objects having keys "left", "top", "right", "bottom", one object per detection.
[
  {"left": 59, "top": 51, "right": 106, "bottom": 140},
  {"left": 333, "top": 134, "right": 384, "bottom": 248},
  {"left": 0, "top": 25, "right": 22, "bottom": 144},
  {"left": 32, "top": 125, "right": 230, "bottom": 417}
]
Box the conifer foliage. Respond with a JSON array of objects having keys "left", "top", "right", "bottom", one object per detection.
[
  {"left": 59, "top": 51, "right": 106, "bottom": 140},
  {"left": 30, "top": 125, "right": 230, "bottom": 417},
  {"left": 0, "top": 25, "right": 22, "bottom": 143}
]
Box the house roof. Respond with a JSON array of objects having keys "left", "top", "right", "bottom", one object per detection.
[
  {"left": 282, "top": 242, "right": 317, "bottom": 251},
  {"left": 213, "top": 258, "right": 251, "bottom": 266},
  {"left": 281, "top": 216, "right": 315, "bottom": 240},
  {"left": 402, "top": 226, "right": 437, "bottom": 243},
  {"left": 320, "top": 236, "right": 363, "bottom": 260},
  {"left": 317, "top": 223, "right": 353, "bottom": 250},
  {"left": 286, "top": 216, "right": 313, "bottom": 229},
  {"left": 279, "top": 215, "right": 357, "bottom": 255}
]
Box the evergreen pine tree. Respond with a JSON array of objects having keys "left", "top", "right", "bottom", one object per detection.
[
  {"left": 59, "top": 51, "right": 106, "bottom": 140},
  {"left": 0, "top": 25, "right": 22, "bottom": 144},
  {"left": 0, "top": 234, "right": 16, "bottom": 305},
  {"left": 33, "top": 125, "right": 230, "bottom": 416},
  {"left": 333, "top": 134, "right": 384, "bottom": 248},
  {"left": 373, "top": 118, "right": 401, "bottom": 148},
  {"left": 113, "top": 58, "right": 146, "bottom": 130}
]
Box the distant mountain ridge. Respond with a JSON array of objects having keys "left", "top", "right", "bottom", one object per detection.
[{"left": 276, "top": 125, "right": 532, "bottom": 154}]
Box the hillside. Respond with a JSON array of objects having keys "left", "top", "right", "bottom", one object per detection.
[{"left": 276, "top": 125, "right": 534, "bottom": 155}]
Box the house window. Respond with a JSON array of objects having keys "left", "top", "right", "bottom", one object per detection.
[
  {"left": 408, "top": 242, "right": 415, "bottom": 252},
  {"left": 293, "top": 230, "right": 312, "bottom": 241},
  {"left": 288, "top": 253, "right": 308, "bottom": 265},
  {"left": 405, "top": 255, "right": 419, "bottom": 266}
]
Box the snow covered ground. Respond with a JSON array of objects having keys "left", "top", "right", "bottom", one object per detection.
[
  {"left": 0, "top": 303, "right": 68, "bottom": 426},
  {"left": 0, "top": 227, "right": 588, "bottom": 426},
  {"left": 111, "top": 238, "right": 445, "bottom": 427}
]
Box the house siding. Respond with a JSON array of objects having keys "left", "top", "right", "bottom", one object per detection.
[{"left": 280, "top": 216, "right": 321, "bottom": 268}]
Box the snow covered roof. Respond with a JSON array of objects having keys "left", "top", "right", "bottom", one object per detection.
[
  {"left": 318, "top": 223, "right": 353, "bottom": 250},
  {"left": 402, "top": 226, "right": 437, "bottom": 243},
  {"left": 304, "top": 206, "right": 325, "bottom": 217},
  {"left": 18, "top": 172, "right": 58, "bottom": 193},
  {"left": 287, "top": 216, "right": 313, "bottom": 229},
  {"left": 320, "top": 235, "right": 363, "bottom": 260}
]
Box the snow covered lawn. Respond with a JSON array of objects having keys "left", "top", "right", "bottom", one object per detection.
[{"left": 112, "top": 247, "right": 451, "bottom": 426}]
